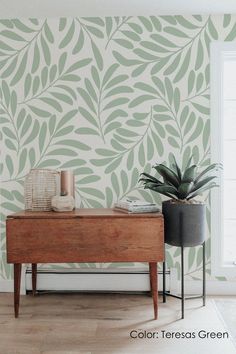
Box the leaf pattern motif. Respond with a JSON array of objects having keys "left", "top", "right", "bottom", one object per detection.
[{"left": 0, "top": 14, "right": 233, "bottom": 280}]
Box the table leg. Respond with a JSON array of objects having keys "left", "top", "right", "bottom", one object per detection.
[
  {"left": 32, "top": 263, "right": 37, "bottom": 296},
  {"left": 149, "top": 262, "right": 158, "bottom": 320},
  {"left": 14, "top": 263, "right": 22, "bottom": 318}
]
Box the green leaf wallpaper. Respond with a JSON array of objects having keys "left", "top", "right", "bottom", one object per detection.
[{"left": 0, "top": 15, "right": 234, "bottom": 281}]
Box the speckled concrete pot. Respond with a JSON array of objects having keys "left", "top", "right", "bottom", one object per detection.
[{"left": 162, "top": 200, "right": 206, "bottom": 247}]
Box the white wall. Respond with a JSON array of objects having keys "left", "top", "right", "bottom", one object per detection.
[{"left": 0, "top": 0, "right": 236, "bottom": 18}]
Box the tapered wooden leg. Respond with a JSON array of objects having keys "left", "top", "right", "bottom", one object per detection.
[
  {"left": 149, "top": 262, "right": 158, "bottom": 320},
  {"left": 148, "top": 263, "right": 152, "bottom": 296},
  {"left": 14, "top": 264, "right": 22, "bottom": 318},
  {"left": 32, "top": 263, "right": 37, "bottom": 296}
]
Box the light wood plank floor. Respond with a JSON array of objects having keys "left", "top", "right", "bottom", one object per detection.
[{"left": 0, "top": 292, "right": 235, "bottom": 354}]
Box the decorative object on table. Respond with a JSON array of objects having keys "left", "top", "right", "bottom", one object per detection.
[
  {"left": 139, "top": 157, "right": 221, "bottom": 246},
  {"left": 51, "top": 195, "right": 75, "bottom": 212},
  {"left": 60, "top": 170, "right": 75, "bottom": 198},
  {"left": 24, "top": 169, "right": 59, "bottom": 211},
  {"left": 114, "top": 199, "right": 160, "bottom": 214},
  {"left": 139, "top": 156, "right": 221, "bottom": 319}
]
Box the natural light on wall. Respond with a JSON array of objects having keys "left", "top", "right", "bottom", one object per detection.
[{"left": 211, "top": 42, "right": 236, "bottom": 277}]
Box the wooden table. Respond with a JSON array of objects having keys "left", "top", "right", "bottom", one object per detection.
[{"left": 6, "top": 208, "right": 164, "bottom": 319}]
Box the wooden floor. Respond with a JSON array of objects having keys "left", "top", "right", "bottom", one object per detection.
[{"left": 0, "top": 292, "right": 235, "bottom": 354}]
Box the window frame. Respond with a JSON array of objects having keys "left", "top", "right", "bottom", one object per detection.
[{"left": 211, "top": 41, "right": 236, "bottom": 278}]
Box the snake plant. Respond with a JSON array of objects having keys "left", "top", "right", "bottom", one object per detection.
[{"left": 139, "top": 157, "right": 221, "bottom": 201}]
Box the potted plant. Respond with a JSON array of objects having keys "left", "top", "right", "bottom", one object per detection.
[{"left": 139, "top": 158, "right": 220, "bottom": 247}]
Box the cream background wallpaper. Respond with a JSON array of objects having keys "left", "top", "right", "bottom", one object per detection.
[{"left": 0, "top": 15, "right": 235, "bottom": 282}]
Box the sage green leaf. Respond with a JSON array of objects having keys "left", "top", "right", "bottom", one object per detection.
[
  {"left": 18, "top": 148, "right": 27, "bottom": 174},
  {"left": 79, "top": 187, "right": 105, "bottom": 200},
  {"left": 80, "top": 80, "right": 95, "bottom": 103},
  {"left": 208, "top": 18, "right": 218, "bottom": 40},
  {"left": 135, "top": 82, "right": 158, "bottom": 95},
  {"left": 165, "top": 77, "right": 173, "bottom": 104},
  {"left": 188, "top": 70, "right": 195, "bottom": 95},
  {"left": 0, "top": 30, "right": 25, "bottom": 41},
  {"left": 112, "top": 51, "right": 142, "bottom": 66},
  {"left": 114, "top": 38, "right": 134, "bottom": 49},
  {"left": 103, "top": 98, "right": 129, "bottom": 110},
  {"left": 59, "top": 18, "right": 67, "bottom": 31},
  {"left": 77, "top": 88, "right": 96, "bottom": 113},
  {"left": 2, "top": 127, "right": 17, "bottom": 140},
  {"left": 10, "top": 91, "right": 17, "bottom": 116},
  {"left": 20, "top": 114, "right": 32, "bottom": 138},
  {"left": 78, "top": 175, "right": 100, "bottom": 184},
  {"left": 56, "top": 109, "right": 77, "bottom": 131},
  {"left": 5, "top": 139, "right": 17, "bottom": 151},
  {"left": 10, "top": 51, "right": 27, "bottom": 86},
  {"left": 47, "top": 148, "right": 77, "bottom": 156},
  {"left": 111, "top": 138, "right": 126, "bottom": 151},
  {"left": 66, "top": 58, "right": 92, "bottom": 73},
  {"left": 140, "top": 41, "right": 169, "bottom": 53},
  {"left": 54, "top": 139, "right": 91, "bottom": 151},
  {"left": 174, "top": 48, "right": 191, "bottom": 83},
  {"left": 50, "top": 92, "right": 73, "bottom": 105},
  {"left": 175, "top": 16, "right": 199, "bottom": 29},
  {"left": 164, "top": 53, "right": 181, "bottom": 76},
  {"left": 41, "top": 66, "right": 48, "bottom": 87},
  {"left": 151, "top": 33, "right": 176, "bottom": 47},
  {"left": 28, "top": 105, "right": 51, "bottom": 117},
  {"left": 6, "top": 155, "right": 14, "bottom": 176},
  {"left": 41, "top": 34, "right": 51, "bottom": 65},
  {"left": 32, "top": 42, "right": 40, "bottom": 73},
  {"left": 225, "top": 23, "right": 236, "bottom": 40},
  {"left": 164, "top": 26, "right": 189, "bottom": 38},
  {"left": 23, "top": 120, "right": 40, "bottom": 145},
  {"left": 73, "top": 29, "right": 84, "bottom": 54},
  {"left": 126, "top": 150, "right": 134, "bottom": 171},
  {"left": 223, "top": 14, "right": 231, "bottom": 28},
  {"left": 24, "top": 73, "right": 32, "bottom": 98},
  {"left": 192, "top": 102, "right": 210, "bottom": 115},
  {"left": 166, "top": 124, "right": 179, "bottom": 138},
  {"left": 76, "top": 127, "right": 99, "bottom": 136},
  {"left": 138, "top": 16, "right": 153, "bottom": 31},
  {"left": 91, "top": 65, "right": 100, "bottom": 88},
  {"left": 96, "top": 149, "right": 117, "bottom": 157},
  {"left": 188, "top": 247, "right": 196, "bottom": 269},
  {"left": 105, "top": 156, "right": 122, "bottom": 174},
  {"left": 12, "top": 19, "right": 35, "bottom": 33},
  {"left": 61, "top": 159, "right": 86, "bottom": 168},
  {"left": 129, "top": 95, "right": 156, "bottom": 108},
  {"left": 59, "top": 20, "right": 75, "bottom": 49},
  {"left": 111, "top": 172, "right": 120, "bottom": 197},
  {"left": 39, "top": 122, "right": 47, "bottom": 153},
  {"left": 195, "top": 39, "right": 203, "bottom": 70},
  {"left": 78, "top": 107, "right": 98, "bottom": 128},
  {"left": 184, "top": 112, "right": 196, "bottom": 135},
  {"left": 54, "top": 126, "right": 73, "bottom": 137},
  {"left": 38, "top": 159, "right": 60, "bottom": 168},
  {"left": 150, "top": 16, "right": 162, "bottom": 31},
  {"left": 174, "top": 88, "right": 180, "bottom": 113},
  {"left": 29, "top": 147, "right": 35, "bottom": 167},
  {"left": 138, "top": 143, "right": 145, "bottom": 167},
  {"left": 105, "top": 17, "right": 113, "bottom": 37},
  {"left": 44, "top": 21, "right": 54, "bottom": 43},
  {"left": 91, "top": 41, "right": 103, "bottom": 71},
  {"left": 161, "top": 16, "right": 177, "bottom": 25},
  {"left": 1, "top": 56, "right": 18, "bottom": 79},
  {"left": 151, "top": 131, "right": 164, "bottom": 156},
  {"left": 16, "top": 108, "right": 26, "bottom": 129},
  {"left": 180, "top": 106, "right": 189, "bottom": 126},
  {"left": 168, "top": 136, "right": 179, "bottom": 148},
  {"left": 196, "top": 73, "right": 204, "bottom": 92}
]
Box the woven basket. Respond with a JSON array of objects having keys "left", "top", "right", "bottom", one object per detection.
[{"left": 24, "top": 169, "right": 59, "bottom": 211}]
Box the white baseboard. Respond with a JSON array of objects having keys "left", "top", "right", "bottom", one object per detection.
[
  {"left": 25, "top": 267, "right": 171, "bottom": 293},
  {"left": 1, "top": 267, "right": 236, "bottom": 295}
]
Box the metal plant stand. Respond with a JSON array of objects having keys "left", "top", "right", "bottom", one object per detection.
[{"left": 162, "top": 242, "right": 206, "bottom": 319}]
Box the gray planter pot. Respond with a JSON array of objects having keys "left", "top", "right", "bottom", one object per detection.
[{"left": 162, "top": 200, "right": 206, "bottom": 247}]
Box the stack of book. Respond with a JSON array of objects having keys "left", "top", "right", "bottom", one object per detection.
[{"left": 113, "top": 199, "right": 160, "bottom": 214}]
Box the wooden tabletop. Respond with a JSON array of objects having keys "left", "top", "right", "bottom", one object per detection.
[{"left": 7, "top": 208, "right": 162, "bottom": 219}]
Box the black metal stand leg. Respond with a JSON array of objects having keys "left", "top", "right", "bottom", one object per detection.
[
  {"left": 163, "top": 261, "right": 166, "bottom": 303},
  {"left": 203, "top": 242, "right": 206, "bottom": 306},
  {"left": 181, "top": 246, "right": 184, "bottom": 319}
]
